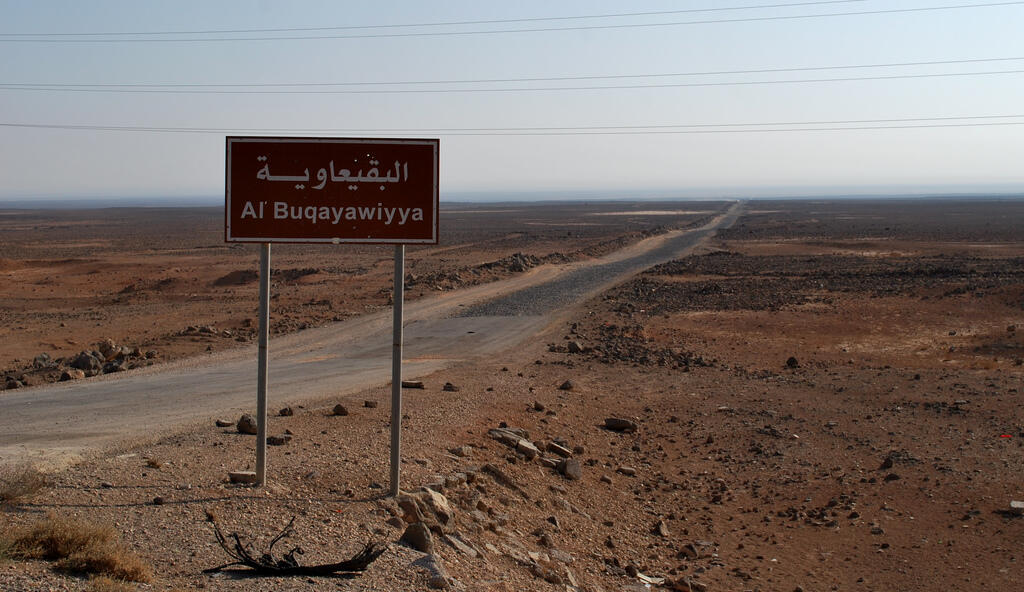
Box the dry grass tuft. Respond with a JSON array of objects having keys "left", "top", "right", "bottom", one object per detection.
[
  {"left": 3, "top": 514, "right": 152, "bottom": 583},
  {"left": 0, "top": 462, "right": 49, "bottom": 504},
  {"left": 144, "top": 458, "right": 163, "bottom": 469},
  {"left": 86, "top": 575, "right": 136, "bottom": 592}
]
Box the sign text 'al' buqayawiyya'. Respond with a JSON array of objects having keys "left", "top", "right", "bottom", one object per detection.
[{"left": 225, "top": 137, "right": 439, "bottom": 243}]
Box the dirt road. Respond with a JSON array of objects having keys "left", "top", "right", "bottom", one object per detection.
[{"left": 0, "top": 203, "right": 741, "bottom": 467}]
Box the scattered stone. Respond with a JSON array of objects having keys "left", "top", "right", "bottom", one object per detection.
[
  {"left": 420, "top": 488, "right": 455, "bottom": 525},
  {"left": 402, "top": 380, "right": 425, "bottom": 389},
  {"left": 879, "top": 456, "right": 894, "bottom": 470},
  {"left": 655, "top": 520, "right": 670, "bottom": 537},
  {"left": 70, "top": 352, "right": 102, "bottom": 375},
  {"left": 547, "top": 441, "right": 572, "bottom": 457},
  {"left": 398, "top": 496, "right": 426, "bottom": 524},
  {"left": 228, "top": 471, "right": 258, "bottom": 484},
  {"left": 236, "top": 414, "right": 258, "bottom": 435},
  {"left": 557, "top": 458, "right": 582, "bottom": 480},
  {"left": 215, "top": 419, "right": 233, "bottom": 428},
  {"left": 278, "top": 406, "right": 294, "bottom": 416},
  {"left": 448, "top": 445, "right": 472, "bottom": 457},
  {"left": 786, "top": 356, "right": 800, "bottom": 368},
  {"left": 617, "top": 466, "right": 637, "bottom": 477},
  {"left": 600, "top": 474, "right": 613, "bottom": 484},
  {"left": 32, "top": 352, "right": 53, "bottom": 369},
  {"left": 1009, "top": 500, "right": 1024, "bottom": 516},
  {"left": 567, "top": 341, "right": 585, "bottom": 354},
  {"left": 332, "top": 404, "right": 349, "bottom": 416},
  {"left": 442, "top": 533, "right": 478, "bottom": 558},
  {"left": 266, "top": 434, "right": 292, "bottom": 446},
  {"left": 532, "top": 400, "right": 546, "bottom": 412},
  {"left": 385, "top": 516, "right": 405, "bottom": 529},
  {"left": 59, "top": 369, "right": 86, "bottom": 381},
  {"left": 364, "top": 400, "right": 378, "bottom": 408},
  {"left": 152, "top": 496, "right": 165, "bottom": 505},
  {"left": 400, "top": 523, "right": 434, "bottom": 553},
  {"left": 884, "top": 473, "right": 901, "bottom": 482},
  {"left": 604, "top": 417, "right": 639, "bottom": 433},
  {"left": 442, "top": 382, "right": 459, "bottom": 392},
  {"left": 516, "top": 439, "right": 541, "bottom": 460},
  {"left": 558, "top": 380, "right": 575, "bottom": 391}
]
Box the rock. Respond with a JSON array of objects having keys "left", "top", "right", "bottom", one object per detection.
[
  {"left": 655, "top": 520, "right": 670, "bottom": 537},
  {"left": 617, "top": 466, "right": 637, "bottom": 477},
  {"left": 879, "top": 456, "right": 894, "bottom": 470},
  {"left": 557, "top": 458, "right": 582, "bottom": 480},
  {"left": 558, "top": 380, "right": 575, "bottom": 391},
  {"left": 5, "top": 377, "right": 23, "bottom": 389},
  {"left": 567, "top": 341, "right": 584, "bottom": 354},
  {"left": 400, "top": 522, "right": 434, "bottom": 553},
  {"left": 516, "top": 439, "right": 541, "bottom": 460},
  {"left": 402, "top": 380, "right": 425, "bottom": 389},
  {"left": 60, "top": 369, "right": 86, "bottom": 381},
  {"left": 600, "top": 474, "right": 613, "bottom": 484},
  {"left": 364, "top": 400, "right": 378, "bottom": 408},
  {"left": 332, "top": 404, "right": 349, "bottom": 416},
  {"left": 398, "top": 495, "right": 426, "bottom": 524},
  {"left": 442, "top": 533, "right": 478, "bottom": 558},
  {"left": 547, "top": 441, "right": 572, "bottom": 457},
  {"left": 442, "top": 382, "right": 459, "bottom": 392},
  {"left": 385, "top": 516, "right": 405, "bottom": 529},
  {"left": 228, "top": 471, "right": 258, "bottom": 484},
  {"left": 420, "top": 488, "right": 455, "bottom": 525},
  {"left": 32, "top": 352, "right": 53, "bottom": 369},
  {"left": 279, "top": 406, "right": 294, "bottom": 416},
  {"left": 533, "top": 400, "right": 546, "bottom": 412},
  {"left": 152, "top": 496, "right": 165, "bottom": 505},
  {"left": 102, "top": 360, "right": 125, "bottom": 374},
  {"left": 266, "top": 434, "right": 292, "bottom": 446},
  {"left": 448, "top": 445, "right": 472, "bottom": 457},
  {"left": 236, "top": 414, "right": 258, "bottom": 435},
  {"left": 604, "top": 417, "right": 638, "bottom": 433},
  {"left": 97, "top": 338, "right": 118, "bottom": 360},
  {"left": 786, "top": 356, "right": 800, "bottom": 368},
  {"left": 215, "top": 419, "right": 233, "bottom": 427},
  {"left": 1010, "top": 500, "right": 1024, "bottom": 515},
  {"left": 70, "top": 351, "right": 102, "bottom": 375},
  {"left": 883, "top": 473, "right": 900, "bottom": 482}
]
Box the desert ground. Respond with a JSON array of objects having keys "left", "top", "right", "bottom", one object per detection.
[{"left": 1, "top": 198, "right": 1023, "bottom": 591}]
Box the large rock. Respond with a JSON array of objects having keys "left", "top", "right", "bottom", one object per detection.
[
  {"left": 60, "top": 368, "right": 86, "bottom": 381},
  {"left": 420, "top": 488, "right": 455, "bottom": 525},
  {"left": 236, "top": 414, "right": 258, "bottom": 435},
  {"left": 70, "top": 352, "right": 102, "bottom": 375},
  {"left": 558, "top": 458, "right": 582, "bottom": 480},
  {"left": 604, "top": 417, "right": 638, "bottom": 433},
  {"left": 400, "top": 522, "right": 434, "bottom": 553}
]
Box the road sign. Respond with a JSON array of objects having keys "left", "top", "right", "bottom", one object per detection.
[{"left": 226, "top": 137, "right": 439, "bottom": 243}]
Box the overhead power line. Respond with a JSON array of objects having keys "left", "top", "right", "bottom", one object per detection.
[
  {"left": 4, "top": 56, "right": 1022, "bottom": 89},
  {"left": 3, "top": 68, "right": 1021, "bottom": 94},
  {"left": 1, "top": 2, "right": 1020, "bottom": 42},
  {"left": 2, "top": 114, "right": 1022, "bottom": 136},
  {"left": 0, "top": 1, "right": 868, "bottom": 36}
]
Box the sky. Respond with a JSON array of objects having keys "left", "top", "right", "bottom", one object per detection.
[{"left": 1, "top": 0, "right": 1023, "bottom": 200}]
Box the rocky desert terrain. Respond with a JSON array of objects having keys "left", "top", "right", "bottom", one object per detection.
[{"left": 1, "top": 197, "right": 1023, "bottom": 592}]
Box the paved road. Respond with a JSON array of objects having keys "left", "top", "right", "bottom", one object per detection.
[{"left": 0, "top": 202, "right": 742, "bottom": 467}]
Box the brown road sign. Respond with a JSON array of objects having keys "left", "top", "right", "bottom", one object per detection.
[{"left": 226, "top": 137, "right": 439, "bottom": 243}]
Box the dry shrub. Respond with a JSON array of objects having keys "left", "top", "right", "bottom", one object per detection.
[
  {"left": 0, "top": 462, "right": 48, "bottom": 503},
  {"left": 5, "top": 514, "right": 151, "bottom": 583},
  {"left": 86, "top": 575, "right": 136, "bottom": 592}
]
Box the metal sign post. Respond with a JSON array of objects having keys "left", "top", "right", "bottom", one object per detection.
[
  {"left": 389, "top": 245, "right": 405, "bottom": 496},
  {"left": 256, "top": 243, "right": 271, "bottom": 485}
]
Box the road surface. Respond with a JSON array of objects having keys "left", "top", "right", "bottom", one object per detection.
[{"left": 0, "top": 202, "right": 742, "bottom": 467}]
